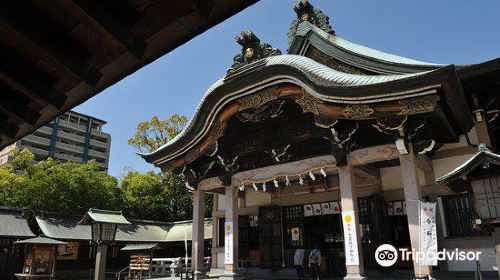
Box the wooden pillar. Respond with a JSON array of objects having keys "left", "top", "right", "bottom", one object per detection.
[
  {"left": 220, "top": 185, "right": 242, "bottom": 280},
  {"left": 211, "top": 194, "right": 219, "bottom": 269},
  {"left": 399, "top": 148, "right": 432, "bottom": 279},
  {"left": 192, "top": 190, "right": 207, "bottom": 279},
  {"left": 51, "top": 245, "right": 58, "bottom": 278},
  {"left": 338, "top": 159, "right": 366, "bottom": 280},
  {"left": 94, "top": 244, "right": 107, "bottom": 280}
]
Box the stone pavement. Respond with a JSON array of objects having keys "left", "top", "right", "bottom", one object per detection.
[{"left": 150, "top": 269, "right": 498, "bottom": 280}]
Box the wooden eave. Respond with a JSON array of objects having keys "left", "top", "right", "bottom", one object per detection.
[
  {"left": 0, "top": 0, "right": 260, "bottom": 149},
  {"left": 141, "top": 60, "right": 472, "bottom": 170},
  {"left": 289, "top": 22, "right": 500, "bottom": 112},
  {"left": 288, "top": 22, "right": 450, "bottom": 75}
]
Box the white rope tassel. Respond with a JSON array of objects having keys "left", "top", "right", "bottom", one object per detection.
[
  {"left": 320, "top": 168, "right": 327, "bottom": 177},
  {"left": 285, "top": 176, "right": 291, "bottom": 186},
  {"left": 239, "top": 183, "right": 245, "bottom": 191},
  {"left": 253, "top": 182, "right": 258, "bottom": 191},
  {"left": 299, "top": 175, "right": 304, "bottom": 185},
  {"left": 273, "top": 178, "right": 279, "bottom": 188},
  {"left": 263, "top": 182, "right": 267, "bottom": 192},
  {"left": 309, "top": 171, "right": 316, "bottom": 181}
]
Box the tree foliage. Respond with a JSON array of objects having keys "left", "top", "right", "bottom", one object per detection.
[
  {"left": 120, "top": 170, "right": 193, "bottom": 221},
  {"left": 1, "top": 148, "right": 121, "bottom": 215},
  {"left": 0, "top": 113, "right": 212, "bottom": 222},
  {"left": 127, "top": 114, "right": 187, "bottom": 153},
  {"left": 126, "top": 114, "right": 212, "bottom": 221}
]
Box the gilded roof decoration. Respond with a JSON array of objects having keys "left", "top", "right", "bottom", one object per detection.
[
  {"left": 227, "top": 30, "right": 281, "bottom": 75},
  {"left": 288, "top": 0, "right": 334, "bottom": 48}
]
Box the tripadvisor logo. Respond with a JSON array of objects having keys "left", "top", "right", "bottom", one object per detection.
[
  {"left": 375, "top": 244, "right": 398, "bottom": 267},
  {"left": 375, "top": 244, "right": 482, "bottom": 267}
]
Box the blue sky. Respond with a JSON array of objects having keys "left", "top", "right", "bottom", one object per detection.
[{"left": 75, "top": 0, "right": 500, "bottom": 178}]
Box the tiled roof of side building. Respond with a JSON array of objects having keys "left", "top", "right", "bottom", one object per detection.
[
  {"left": 0, "top": 207, "right": 36, "bottom": 238},
  {"left": 36, "top": 213, "right": 212, "bottom": 243}
]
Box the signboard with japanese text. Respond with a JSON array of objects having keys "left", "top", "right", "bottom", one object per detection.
[
  {"left": 420, "top": 202, "right": 438, "bottom": 266},
  {"left": 224, "top": 222, "right": 233, "bottom": 264},
  {"left": 342, "top": 210, "right": 360, "bottom": 265}
]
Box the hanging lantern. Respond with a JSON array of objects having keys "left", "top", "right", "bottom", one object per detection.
[
  {"left": 239, "top": 183, "right": 245, "bottom": 191},
  {"left": 299, "top": 175, "right": 304, "bottom": 185},
  {"left": 263, "top": 182, "right": 267, "bottom": 192},
  {"left": 309, "top": 171, "right": 316, "bottom": 181},
  {"left": 285, "top": 176, "right": 291, "bottom": 186},
  {"left": 253, "top": 182, "right": 258, "bottom": 191},
  {"left": 320, "top": 168, "right": 327, "bottom": 177},
  {"left": 273, "top": 178, "right": 279, "bottom": 188}
]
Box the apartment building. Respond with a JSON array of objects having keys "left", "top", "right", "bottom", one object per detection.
[{"left": 0, "top": 111, "right": 111, "bottom": 169}]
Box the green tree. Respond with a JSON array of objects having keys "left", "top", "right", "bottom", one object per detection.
[
  {"left": 3, "top": 148, "right": 122, "bottom": 215},
  {"left": 128, "top": 114, "right": 187, "bottom": 153},
  {"left": 120, "top": 170, "right": 193, "bottom": 221},
  {"left": 0, "top": 164, "right": 16, "bottom": 204},
  {"left": 126, "top": 114, "right": 212, "bottom": 221}
]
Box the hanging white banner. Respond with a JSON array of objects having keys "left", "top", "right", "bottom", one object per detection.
[
  {"left": 419, "top": 202, "right": 438, "bottom": 266},
  {"left": 225, "top": 222, "right": 233, "bottom": 264},
  {"left": 342, "top": 210, "right": 360, "bottom": 266}
]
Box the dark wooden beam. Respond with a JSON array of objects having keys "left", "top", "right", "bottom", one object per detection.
[
  {"left": 50, "top": 0, "right": 147, "bottom": 61},
  {"left": 0, "top": 96, "right": 40, "bottom": 126},
  {"left": 0, "top": 71, "right": 66, "bottom": 110},
  {"left": 0, "top": 12, "right": 102, "bottom": 87},
  {"left": 0, "top": 118, "right": 20, "bottom": 139}
]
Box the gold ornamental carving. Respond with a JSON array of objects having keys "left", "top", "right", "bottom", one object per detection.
[
  {"left": 295, "top": 90, "right": 323, "bottom": 114},
  {"left": 342, "top": 105, "right": 374, "bottom": 119},
  {"left": 310, "top": 48, "right": 331, "bottom": 64},
  {"left": 239, "top": 86, "right": 278, "bottom": 110},
  {"left": 338, "top": 64, "right": 366, "bottom": 75},
  {"left": 210, "top": 121, "right": 227, "bottom": 140},
  {"left": 398, "top": 95, "right": 440, "bottom": 115}
]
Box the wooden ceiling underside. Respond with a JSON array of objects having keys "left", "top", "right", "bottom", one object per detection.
[{"left": 0, "top": 0, "right": 260, "bottom": 149}]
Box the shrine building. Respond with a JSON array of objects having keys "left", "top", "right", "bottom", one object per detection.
[{"left": 141, "top": 1, "right": 500, "bottom": 279}]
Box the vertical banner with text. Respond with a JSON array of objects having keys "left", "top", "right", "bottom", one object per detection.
[
  {"left": 419, "top": 202, "right": 438, "bottom": 266},
  {"left": 225, "top": 222, "right": 233, "bottom": 264},
  {"left": 342, "top": 210, "right": 360, "bottom": 266}
]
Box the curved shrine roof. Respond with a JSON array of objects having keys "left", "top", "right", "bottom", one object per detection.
[{"left": 140, "top": 0, "right": 496, "bottom": 170}]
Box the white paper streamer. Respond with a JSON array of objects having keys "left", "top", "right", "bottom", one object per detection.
[
  {"left": 309, "top": 171, "right": 316, "bottom": 181},
  {"left": 320, "top": 168, "right": 327, "bottom": 177},
  {"left": 273, "top": 178, "right": 279, "bottom": 188}
]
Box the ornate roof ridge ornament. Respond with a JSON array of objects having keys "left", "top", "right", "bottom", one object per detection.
[
  {"left": 288, "top": 0, "right": 335, "bottom": 49},
  {"left": 227, "top": 30, "right": 281, "bottom": 75}
]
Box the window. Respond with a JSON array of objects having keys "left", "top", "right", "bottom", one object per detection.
[
  {"left": 472, "top": 178, "right": 500, "bottom": 220},
  {"left": 441, "top": 193, "right": 486, "bottom": 238}
]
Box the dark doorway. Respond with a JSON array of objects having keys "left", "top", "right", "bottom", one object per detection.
[
  {"left": 259, "top": 207, "right": 283, "bottom": 268},
  {"left": 303, "top": 214, "right": 346, "bottom": 278}
]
